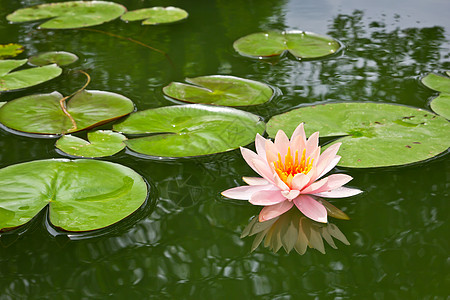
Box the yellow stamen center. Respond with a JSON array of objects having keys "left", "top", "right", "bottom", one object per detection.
[{"left": 273, "top": 147, "right": 313, "bottom": 187}]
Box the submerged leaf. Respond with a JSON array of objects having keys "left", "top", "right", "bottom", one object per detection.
[
  {"left": 0, "top": 59, "right": 61, "bottom": 91},
  {"left": 113, "top": 104, "right": 265, "bottom": 157},
  {"left": 233, "top": 31, "right": 342, "bottom": 60},
  {"left": 267, "top": 102, "right": 450, "bottom": 168},
  {"left": 0, "top": 159, "right": 148, "bottom": 232},
  {"left": 7, "top": 1, "right": 126, "bottom": 29},
  {"left": 0, "top": 43, "right": 24, "bottom": 59},
  {"left": 121, "top": 7, "right": 188, "bottom": 25},
  {"left": 0, "top": 90, "right": 135, "bottom": 134},
  {"left": 56, "top": 130, "right": 127, "bottom": 158},
  {"left": 28, "top": 51, "right": 78, "bottom": 67},
  {"left": 163, "top": 75, "right": 273, "bottom": 106}
]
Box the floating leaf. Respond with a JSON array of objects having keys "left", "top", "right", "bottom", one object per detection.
[
  {"left": 430, "top": 93, "right": 450, "bottom": 119},
  {"left": 267, "top": 102, "right": 450, "bottom": 168},
  {"left": 56, "top": 130, "right": 127, "bottom": 158},
  {"left": 163, "top": 75, "right": 273, "bottom": 106},
  {"left": 233, "top": 31, "right": 342, "bottom": 59},
  {"left": 421, "top": 73, "right": 450, "bottom": 93},
  {"left": 0, "top": 159, "right": 148, "bottom": 232},
  {"left": 0, "top": 90, "right": 135, "bottom": 134},
  {"left": 0, "top": 59, "right": 62, "bottom": 91},
  {"left": 113, "top": 104, "right": 265, "bottom": 157},
  {"left": 121, "top": 7, "right": 188, "bottom": 25},
  {"left": 0, "top": 43, "right": 24, "bottom": 59},
  {"left": 28, "top": 51, "right": 78, "bottom": 67},
  {"left": 6, "top": 1, "right": 126, "bottom": 29}
]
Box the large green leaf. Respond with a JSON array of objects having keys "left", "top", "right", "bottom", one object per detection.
[
  {"left": 0, "top": 90, "right": 135, "bottom": 134},
  {"left": 56, "top": 130, "right": 127, "bottom": 158},
  {"left": 28, "top": 51, "right": 78, "bottom": 67},
  {"left": 0, "top": 159, "right": 148, "bottom": 232},
  {"left": 113, "top": 104, "right": 266, "bottom": 157},
  {"left": 0, "top": 59, "right": 62, "bottom": 91},
  {"left": 421, "top": 73, "right": 450, "bottom": 93},
  {"left": 0, "top": 43, "right": 24, "bottom": 59},
  {"left": 121, "top": 7, "right": 188, "bottom": 25},
  {"left": 267, "top": 102, "right": 450, "bottom": 168},
  {"left": 233, "top": 31, "right": 342, "bottom": 59},
  {"left": 430, "top": 93, "right": 450, "bottom": 119},
  {"left": 6, "top": 1, "right": 126, "bottom": 29},
  {"left": 162, "top": 75, "right": 273, "bottom": 106}
]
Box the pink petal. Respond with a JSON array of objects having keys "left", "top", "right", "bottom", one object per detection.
[
  {"left": 290, "top": 135, "right": 306, "bottom": 156},
  {"left": 273, "top": 172, "right": 290, "bottom": 191},
  {"left": 290, "top": 123, "right": 306, "bottom": 142},
  {"left": 301, "top": 177, "right": 328, "bottom": 194},
  {"left": 253, "top": 159, "right": 276, "bottom": 184},
  {"left": 281, "top": 189, "right": 300, "bottom": 200},
  {"left": 310, "top": 174, "right": 353, "bottom": 194},
  {"left": 293, "top": 195, "right": 327, "bottom": 223},
  {"left": 259, "top": 201, "right": 294, "bottom": 222},
  {"left": 291, "top": 173, "right": 310, "bottom": 190},
  {"left": 242, "top": 177, "right": 269, "bottom": 186},
  {"left": 316, "top": 143, "right": 341, "bottom": 178},
  {"left": 318, "top": 156, "right": 341, "bottom": 179},
  {"left": 265, "top": 140, "right": 278, "bottom": 166},
  {"left": 305, "top": 131, "right": 319, "bottom": 157},
  {"left": 314, "top": 187, "right": 363, "bottom": 198},
  {"left": 221, "top": 184, "right": 276, "bottom": 200},
  {"left": 255, "top": 133, "right": 267, "bottom": 158},
  {"left": 274, "top": 130, "right": 289, "bottom": 160},
  {"left": 250, "top": 190, "right": 287, "bottom": 206},
  {"left": 240, "top": 147, "right": 264, "bottom": 175}
]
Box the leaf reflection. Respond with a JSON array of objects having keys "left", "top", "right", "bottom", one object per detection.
[{"left": 241, "top": 206, "right": 350, "bottom": 254}]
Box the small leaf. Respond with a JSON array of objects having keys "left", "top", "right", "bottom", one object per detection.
[
  {"left": 0, "top": 43, "right": 24, "bottom": 59},
  {"left": 0, "top": 159, "right": 148, "bottom": 232},
  {"left": 0, "top": 59, "right": 62, "bottom": 91},
  {"left": 7, "top": 1, "right": 126, "bottom": 29},
  {"left": 233, "top": 31, "right": 342, "bottom": 60},
  {"left": 430, "top": 93, "right": 450, "bottom": 119},
  {"left": 163, "top": 75, "right": 273, "bottom": 106},
  {"left": 28, "top": 51, "right": 78, "bottom": 67},
  {"left": 421, "top": 73, "right": 450, "bottom": 93},
  {"left": 56, "top": 130, "right": 127, "bottom": 158},
  {"left": 121, "top": 7, "right": 188, "bottom": 25}
]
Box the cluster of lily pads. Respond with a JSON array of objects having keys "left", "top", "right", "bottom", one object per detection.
[{"left": 0, "top": 1, "right": 449, "bottom": 249}]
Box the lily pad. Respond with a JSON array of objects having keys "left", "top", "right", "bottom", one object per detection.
[
  {"left": 121, "top": 7, "right": 188, "bottom": 25},
  {"left": 162, "top": 75, "right": 273, "bottom": 106},
  {"left": 233, "top": 31, "right": 342, "bottom": 60},
  {"left": 421, "top": 73, "right": 450, "bottom": 93},
  {"left": 267, "top": 102, "right": 450, "bottom": 168},
  {"left": 0, "top": 90, "right": 135, "bottom": 134},
  {"left": 56, "top": 130, "right": 127, "bottom": 158},
  {"left": 430, "top": 93, "right": 450, "bottom": 119},
  {"left": 6, "top": 1, "right": 126, "bottom": 29},
  {"left": 28, "top": 51, "right": 78, "bottom": 67},
  {"left": 113, "top": 104, "right": 266, "bottom": 157},
  {"left": 0, "top": 159, "right": 148, "bottom": 232},
  {"left": 0, "top": 43, "right": 24, "bottom": 59},
  {"left": 0, "top": 59, "right": 62, "bottom": 92}
]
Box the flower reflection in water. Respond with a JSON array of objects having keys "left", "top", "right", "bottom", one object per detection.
[{"left": 241, "top": 201, "right": 350, "bottom": 254}]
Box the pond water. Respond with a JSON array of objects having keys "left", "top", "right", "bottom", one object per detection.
[{"left": 0, "top": 0, "right": 449, "bottom": 298}]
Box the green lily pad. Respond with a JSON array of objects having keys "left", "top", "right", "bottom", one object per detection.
[
  {"left": 162, "top": 75, "right": 273, "bottom": 106},
  {"left": 267, "top": 102, "right": 450, "bottom": 168},
  {"left": 28, "top": 51, "right": 78, "bottom": 67},
  {"left": 0, "top": 59, "right": 62, "bottom": 92},
  {"left": 56, "top": 130, "right": 127, "bottom": 158},
  {"left": 421, "top": 73, "right": 450, "bottom": 93},
  {"left": 0, "top": 43, "right": 24, "bottom": 59},
  {"left": 0, "top": 159, "right": 148, "bottom": 232},
  {"left": 430, "top": 93, "right": 450, "bottom": 119},
  {"left": 233, "top": 31, "right": 342, "bottom": 60},
  {"left": 113, "top": 104, "right": 266, "bottom": 157},
  {"left": 0, "top": 90, "right": 135, "bottom": 134},
  {"left": 6, "top": 1, "right": 126, "bottom": 29},
  {"left": 121, "top": 7, "right": 188, "bottom": 25}
]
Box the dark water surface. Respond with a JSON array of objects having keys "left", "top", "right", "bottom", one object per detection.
[{"left": 0, "top": 0, "right": 449, "bottom": 298}]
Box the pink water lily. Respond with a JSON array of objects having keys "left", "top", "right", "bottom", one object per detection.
[{"left": 222, "top": 123, "right": 362, "bottom": 223}]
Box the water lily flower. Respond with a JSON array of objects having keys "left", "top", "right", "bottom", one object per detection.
[{"left": 221, "top": 123, "right": 362, "bottom": 223}]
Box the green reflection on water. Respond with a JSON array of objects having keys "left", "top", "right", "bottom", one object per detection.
[{"left": 0, "top": 0, "right": 448, "bottom": 298}]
